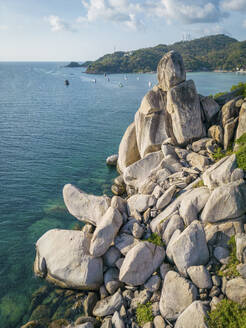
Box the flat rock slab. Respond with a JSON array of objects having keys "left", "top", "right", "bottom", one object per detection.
[
  {"left": 93, "top": 290, "right": 123, "bottom": 317},
  {"left": 34, "top": 229, "right": 103, "bottom": 290},
  {"left": 160, "top": 271, "right": 198, "bottom": 321},
  {"left": 201, "top": 180, "right": 246, "bottom": 223},
  {"left": 63, "top": 184, "right": 111, "bottom": 226},
  {"left": 119, "top": 242, "right": 165, "bottom": 286}
]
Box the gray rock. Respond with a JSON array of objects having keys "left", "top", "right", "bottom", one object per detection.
[
  {"left": 157, "top": 51, "right": 186, "bottom": 91},
  {"left": 127, "top": 194, "right": 156, "bottom": 214},
  {"left": 135, "top": 85, "right": 170, "bottom": 158},
  {"left": 212, "top": 275, "right": 221, "bottom": 287},
  {"left": 166, "top": 229, "right": 182, "bottom": 262},
  {"left": 174, "top": 301, "right": 208, "bottom": 328},
  {"left": 112, "top": 311, "right": 125, "bottom": 328},
  {"left": 192, "top": 138, "right": 212, "bottom": 152},
  {"left": 201, "top": 180, "right": 246, "bottom": 223},
  {"left": 179, "top": 187, "right": 210, "bottom": 226},
  {"left": 210, "top": 296, "right": 221, "bottom": 311},
  {"left": 186, "top": 152, "right": 210, "bottom": 171},
  {"left": 187, "top": 265, "right": 212, "bottom": 289},
  {"left": 124, "top": 151, "right": 164, "bottom": 190},
  {"left": 221, "top": 97, "right": 240, "bottom": 127},
  {"left": 225, "top": 277, "right": 246, "bottom": 304},
  {"left": 101, "top": 318, "right": 112, "bottom": 328},
  {"left": 235, "top": 102, "right": 246, "bottom": 146},
  {"left": 224, "top": 117, "right": 238, "bottom": 150},
  {"left": 104, "top": 268, "right": 122, "bottom": 295},
  {"left": 111, "top": 196, "right": 128, "bottom": 216},
  {"left": 162, "top": 143, "right": 178, "bottom": 158},
  {"left": 115, "top": 233, "right": 139, "bottom": 255},
  {"left": 160, "top": 271, "right": 198, "bottom": 321},
  {"left": 236, "top": 233, "right": 246, "bottom": 263},
  {"left": 167, "top": 80, "right": 205, "bottom": 146},
  {"left": 156, "top": 185, "right": 176, "bottom": 211},
  {"left": 153, "top": 316, "right": 166, "bottom": 328},
  {"left": 118, "top": 122, "right": 141, "bottom": 173},
  {"left": 93, "top": 290, "right": 123, "bottom": 317},
  {"left": 214, "top": 246, "right": 230, "bottom": 264},
  {"left": 75, "top": 323, "right": 94, "bottom": 328},
  {"left": 231, "top": 168, "right": 245, "bottom": 182},
  {"left": 121, "top": 219, "right": 144, "bottom": 239},
  {"left": 63, "top": 184, "right": 111, "bottom": 226},
  {"left": 100, "top": 285, "right": 109, "bottom": 299},
  {"left": 170, "top": 221, "right": 209, "bottom": 276},
  {"left": 103, "top": 246, "right": 121, "bottom": 267},
  {"left": 115, "top": 258, "right": 124, "bottom": 270},
  {"left": 144, "top": 275, "right": 161, "bottom": 292},
  {"left": 160, "top": 263, "right": 172, "bottom": 281},
  {"left": 143, "top": 323, "right": 153, "bottom": 328},
  {"left": 202, "top": 154, "right": 237, "bottom": 190},
  {"left": 34, "top": 230, "right": 103, "bottom": 290},
  {"left": 90, "top": 207, "right": 123, "bottom": 257},
  {"left": 106, "top": 154, "right": 118, "bottom": 166},
  {"left": 162, "top": 214, "right": 184, "bottom": 245},
  {"left": 237, "top": 263, "right": 246, "bottom": 278},
  {"left": 208, "top": 125, "right": 223, "bottom": 144},
  {"left": 200, "top": 95, "right": 220, "bottom": 123},
  {"left": 119, "top": 242, "right": 165, "bottom": 286}
]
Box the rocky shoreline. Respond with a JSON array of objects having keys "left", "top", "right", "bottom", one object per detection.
[{"left": 23, "top": 51, "right": 246, "bottom": 328}]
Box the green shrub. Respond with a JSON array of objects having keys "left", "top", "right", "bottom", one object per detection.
[
  {"left": 136, "top": 302, "right": 154, "bottom": 326},
  {"left": 214, "top": 91, "right": 227, "bottom": 99},
  {"left": 235, "top": 133, "right": 246, "bottom": 171},
  {"left": 212, "top": 145, "right": 233, "bottom": 162},
  {"left": 146, "top": 233, "right": 164, "bottom": 247},
  {"left": 230, "top": 82, "right": 246, "bottom": 98},
  {"left": 192, "top": 179, "right": 204, "bottom": 188},
  {"left": 206, "top": 299, "right": 246, "bottom": 328},
  {"left": 217, "top": 236, "right": 240, "bottom": 279}
]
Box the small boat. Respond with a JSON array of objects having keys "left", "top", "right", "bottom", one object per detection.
[
  {"left": 148, "top": 81, "right": 152, "bottom": 88},
  {"left": 136, "top": 77, "right": 140, "bottom": 81},
  {"left": 119, "top": 83, "right": 123, "bottom": 88},
  {"left": 107, "top": 77, "right": 110, "bottom": 82},
  {"left": 124, "top": 75, "right": 128, "bottom": 81},
  {"left": 92, "top": 79, "right": 96, "bottom": 83},
  {"left": 65, "top": 80, "right": 69, "bottom": 86}
]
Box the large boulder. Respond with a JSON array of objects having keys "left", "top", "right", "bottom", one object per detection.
[
  {"left": 157, "top": 51, "right": 186, "bottom": 91},
  {"left": 200, "top": 95, "right": 220, "bottom": 123},
  {"left": 174, "top": 301, "right": 208, "bottom": 328},
  {"left": 179, "top": 187, "right": 210, "bottom": 226},
  {"left": 202, "top": 154, "right": 237, "bottom": 190},
  {"left": 167, "top": 80, "right": 205, "bottom": 146},
  {"left": 225, "top": 277, "right": 246, "bottom": 304},
  {"left": 90, "top": 207, "right": 123, "bottom": 257},
  {"left": 123, "top": 151, "right": 164, "bottom": 190},
  {"left": 63, "top": 184, "right": 111, "bottom": 226},
  {"left": 134, "top": 86, "right": 172, "bottom": 158},
  {"left": 159, "top": 271, "right": 198, "bottom": 321},
  {"left": 117, "top": 122, "right": 141, "bottom": 173},
  {"left": 201, "top": 180, "right": 246, "bottom": 223},
  {"left": 119, "top": 242, "right": 165, "bottom": 286},
  {"left": 170, "top": 220, "right": 209, "bottom": 276},
  {"left": 221, "top": 97, "right": 241, "bottom": 128},
  {"left": 224, "top": 117, "right": 238, "bottom": 150},
  {"left": 34, "top": 229, "right": 103, "bottom": 290}
]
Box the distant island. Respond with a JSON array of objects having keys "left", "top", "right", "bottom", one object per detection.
[
  {"left": 65, "top": 61, "right": 93, "bottom": 68},
  {"left": 80, "top": 34, "right": 246, "bottom": 74}
]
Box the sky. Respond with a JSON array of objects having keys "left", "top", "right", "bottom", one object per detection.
[{"left": 0, "top": 0, "right": 246, "bottom": 61}]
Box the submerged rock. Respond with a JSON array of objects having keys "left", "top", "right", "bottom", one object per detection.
[{"left": 34, "top": 229, "right": 103, "bottom": 290}]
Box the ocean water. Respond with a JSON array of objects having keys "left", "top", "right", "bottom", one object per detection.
[{"left": 1, "top": 62, "right": 246, "bottom": 327}]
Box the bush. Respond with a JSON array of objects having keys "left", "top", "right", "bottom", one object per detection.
[
  {"left": 146, "top": 233, "right": 164, "bottom": 247},
  {"left": 192, "top": 179, "right": 204, "bottom": 188},
  {"left": 235, "top": 133, "right": 246, "bottom": 171},
  {"left": 206, "top": 299, "right": 246, "bottom": 328},
  {"left": 217, "top": 236, "right": 240, "bottom": 279},
  {"left": 230, "top": 82, "right": 246, "bottom": 98},
  {"left": 136, "top": 302, "right": 154, "bottom": 326}
]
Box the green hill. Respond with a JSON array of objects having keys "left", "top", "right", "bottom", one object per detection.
[{"left": 84, "top": 34, "right": 246, "bottom": 74}]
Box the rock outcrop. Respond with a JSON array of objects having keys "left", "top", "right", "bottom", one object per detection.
[{"left": 29, "top": 51, "right": 246, "bottom": 328}]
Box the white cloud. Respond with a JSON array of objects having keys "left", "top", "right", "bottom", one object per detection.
[
  {"left": 0, "top": 25, "right": 8, "bottom": 30},
  {"left": 220, "top": 0, "right": 246, "bottom": 11},
  {"left": 79, "top": 0, "right": 144, "bottom": 29},
  {"left": 45, "top": 15, "right": 76, "bottom": 32}
]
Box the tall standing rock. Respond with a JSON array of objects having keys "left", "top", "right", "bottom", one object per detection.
[
  {"left": 117, "top": 122, "right": 141, "bottom": 173},
  {"left": 157, "top": 51, "right": 186, "bottom": 91},
  {"left": 235, "top": 102, "right": 246, "bottom": 148},
  {"left": 134, "top": 86, "right": 173, "bottom": 158},
  {"left": 167, "top": 80, "right": 206, "bottom": 145}
]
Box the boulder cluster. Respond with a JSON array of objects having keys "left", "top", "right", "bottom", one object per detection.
[{"left": 24, "top": 51, "right": 246, "bottom": 328}]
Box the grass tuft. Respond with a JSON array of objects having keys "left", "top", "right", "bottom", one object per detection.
[
  {"left": 192, "top": 180, "right": 205, "bottom": 188},
  {"left": 206, "top": 299, "right": 246, "bottom": 328},
  {"left": 217, "top": 236, "right": 240, "bottom": 279},
  {"left": 136, "top": 302, "right": 154, "bottom": 327},
  {"left": 146, "top": 233, "right": 164, "bottom": 247}
]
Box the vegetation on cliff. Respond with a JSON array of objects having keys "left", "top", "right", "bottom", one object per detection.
[{"left": 85, "top": 34, "right": 246, "bottom": 74}]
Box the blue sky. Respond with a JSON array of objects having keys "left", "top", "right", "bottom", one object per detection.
[{"left": 0, "top": 0, "right": 246, "bottom": 61}]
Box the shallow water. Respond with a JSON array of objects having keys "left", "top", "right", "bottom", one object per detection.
[{"left": 1, "top": 63, "right": 246, "bottom": 327}]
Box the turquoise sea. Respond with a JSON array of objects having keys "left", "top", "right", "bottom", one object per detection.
[{"left": 1, "top": 62, "right": 246, "bottom": 327}]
